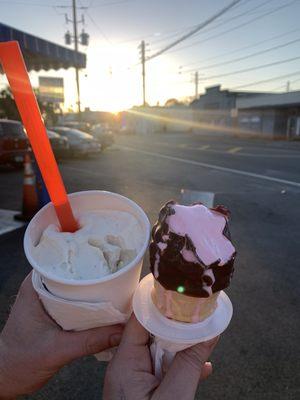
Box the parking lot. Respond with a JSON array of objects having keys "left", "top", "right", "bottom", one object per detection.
[{"left": 0, "top": 132, "right": 299, "bottom": 400}]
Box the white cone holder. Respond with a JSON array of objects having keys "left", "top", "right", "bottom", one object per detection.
[{"left": 133, "top": 274, "right": 233, "bottom": 379}]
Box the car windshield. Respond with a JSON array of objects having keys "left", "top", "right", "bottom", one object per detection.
[{"left": 0, "top": 121, "right": 26, "bottom": 138}]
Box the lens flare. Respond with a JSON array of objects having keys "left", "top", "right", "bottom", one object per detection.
[{"left": 177, "top": 285, "right": 185, "bottom": 293}]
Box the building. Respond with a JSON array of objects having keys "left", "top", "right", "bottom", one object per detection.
[
  {"left": 59, "top": 109, "right": 115, "bottom": 125},
  {"left": 190, "top": 85, "right": 266, "bottom": 126},
  {"left": 190, "top": 85, "right": 300, "bottom": 139},
  {"left": 236, "top": 91, "right": 300, "bottom": 140}
]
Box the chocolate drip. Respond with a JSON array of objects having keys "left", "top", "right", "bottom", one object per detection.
[{"left": 149, "top": 201, "right": 236, "bottom": 298}]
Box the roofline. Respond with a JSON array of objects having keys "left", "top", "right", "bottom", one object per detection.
[{"left": 0, "top": 22, "right": 84, "bottom": 56}]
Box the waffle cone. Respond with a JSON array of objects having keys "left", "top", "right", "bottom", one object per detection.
[{"left": 151, "top": 279, "right": 219, "bottom": 323}]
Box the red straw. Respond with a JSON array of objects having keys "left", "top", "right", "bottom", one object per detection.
[{"left": 0, "top": 41, "right": 78, "bottom": 232}]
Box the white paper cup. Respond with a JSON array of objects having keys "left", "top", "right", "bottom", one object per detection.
[{"left": 24, "top": 190, "right": 151, "bottom": 315}]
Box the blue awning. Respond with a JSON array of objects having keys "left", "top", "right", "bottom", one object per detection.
[{"left": 0, "top": 23, "right": 86, "bottom": 71}]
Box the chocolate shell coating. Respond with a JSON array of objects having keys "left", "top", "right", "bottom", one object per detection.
[{"left": 149, "top": 201, "right": 236, "bottom": 298}]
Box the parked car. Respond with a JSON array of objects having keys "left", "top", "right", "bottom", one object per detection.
[
  {"left": 90, "top": 123, "right": 114, "bottom": 149},
  {"left": 47, "top": 130, "right": 69, "bottom": 159},
  {"left": 62, "top": 121, "right": 91, "bottom": 133},
  {"left": 51, "top": 127, "right": 101, "bottom": 157},
  {"left": 0, "top": 119, "right": 29, "bottom": 167}
]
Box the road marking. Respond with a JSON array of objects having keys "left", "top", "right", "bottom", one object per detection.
[
  {"left": 121, "top": 146, "right": 300, "bottom": 188},
  {"left": 128, "top": 140, "right": 300, "bottom": 158},
  {"left": 0, "top": 209, "right": 24, "bottom": 236},
  {"left": 181, "top": 189, "right": 214, "bottom": 207},
  {"left": 228, "top": 146, "right": 242, "bottom": 154}
]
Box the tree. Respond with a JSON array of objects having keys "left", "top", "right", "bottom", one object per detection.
[
  {"left": 0, "top": 89, "right": 20, "bottom": 120},
  {"left": 0, "top": 86, "right": 61, "bottom": 125},
  {"left": 164, "top": 98, "right": 184, "bottom": 107}
]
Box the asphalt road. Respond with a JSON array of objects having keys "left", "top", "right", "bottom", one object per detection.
[{"left": 0, "top": 132, "right": 299, "bottom": 400}]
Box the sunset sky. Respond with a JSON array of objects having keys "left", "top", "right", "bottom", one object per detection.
[{"left": 1, "top": 0, "right": 300, "bottom": 111}]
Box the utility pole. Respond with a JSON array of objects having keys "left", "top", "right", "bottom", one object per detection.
[
  {"left": 72, "top": 0, "right": 81, "bottom": 115},
  {"left": 139, "top": 40, "right": 146, "bottom": 107},
  {"left": 64, "top": 3, "right": 89, "bottom": 116},
  {"left": 195, "top": 71, "right": 199, "bottom": 100},
  {"left": 286, "top": 80, "right": 290, "bottom": 93}
]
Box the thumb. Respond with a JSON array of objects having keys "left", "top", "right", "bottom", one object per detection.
[
  {"left": 172, "top": 336, "right": 219, "bottom": 374},
  {"left": 152, "top": 336, "right": 219, "bottom": 400},
  {"left": 58, "top": 324, "right": 124, "bottom": 363},
  {"left": 118, "top": 314, "right": 149, "bottom": 349},
  {"left": 200, "top": 361, "right": 213, "bottom": 381}
]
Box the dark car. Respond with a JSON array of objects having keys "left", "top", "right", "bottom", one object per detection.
[
  {"left": 91, "top": 123, "right": 114, "bottom": 149},
  {"left": 47, "top": 130, "right": 69, "bottom": 159},
  {"left": 0, "top": 119, "right": 29, "bottom": 167},
  {"left": 51, "top": 127, "right": 101, "bottom": 157}
]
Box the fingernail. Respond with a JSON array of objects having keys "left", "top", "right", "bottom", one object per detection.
[{"left": 110, "top": 333, "right": 122, "bottom": 347}]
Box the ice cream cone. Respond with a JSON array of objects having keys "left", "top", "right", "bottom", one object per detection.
[{"left": 151, "top": 279, "right": 219, "bottom": 323}]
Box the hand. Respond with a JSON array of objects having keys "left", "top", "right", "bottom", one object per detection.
[
  {"left": 104, "top": 315, "right": 219, "bottom": 400},
  {"left": 0, "top": 273, "right": 124, "bottom": 399}
]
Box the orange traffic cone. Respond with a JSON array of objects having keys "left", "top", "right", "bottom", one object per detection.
[{"left": 15, "top": 153, "right": 39, "bottom": 222}]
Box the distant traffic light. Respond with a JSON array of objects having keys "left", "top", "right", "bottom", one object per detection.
[
  {"left": 64, "top": 31, "right": 71, "bottom": 45},
  {"left": 80, "top": 30, "right": 89, "bottom": 46}
]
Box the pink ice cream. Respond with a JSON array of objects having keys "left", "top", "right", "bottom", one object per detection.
[{"left": 167, "top": 204, "right": 235, "bottom": 266}]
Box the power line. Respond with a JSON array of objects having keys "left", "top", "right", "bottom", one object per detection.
[
  {"left": 271, "top": 77, "right": 300, "bottom": 91},
  {"left": 149, "top": 0, "right": 255, "bottom": 47},
  {"left": 199, "top": 55, "right": 300, "bottom": 81},
  {"left": 167, "top": 0, "right": 298, "bottom": 55},
  {"left": 90, "top": 0, "right": 138, "bottom": 7},
  {"left": 115, "top": 0, "right": 250, "bottom": 47},
  {"left": 115, "top": 24, "right": 197, "bottom": 46},
  {"left": 155, "top": 0, "right": 274, "bottom": 48},
  {"left": 183, "top": 37, "right": 300, "bottom": 74},
  {"left": 146, "top": 0, "right": 242, "bottom": 62},
  {"left": 229, "top": 71, "right": 300, "bottom": 90},
  {"left": 85, "top": 12, "right": 112, "bottom": 44},
  {"left": 182, "top": 27, "right": 300, "bottom": 68},
  {"left": 77, "top": 0, "right": 113, "bottom": 45},
  {"left": 0, "top": 0, "right": 56, "bottom": 6}
]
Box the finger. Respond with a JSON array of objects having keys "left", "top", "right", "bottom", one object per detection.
[
  {"left": 11, "top": 273, "right": 58, "bottom": 328},
  {"left": 175, "top": 336, "right": 219, "bottom": 372},
  {"left": 58, "top": 324, "right": 124, "bottom": 362},
  {"left": 199, "top": 362, "right": 212, "bottom": 382},
  {"left": 152, "top": 337, "right": 219, "bottom": 400},
  {"left": 17, "top": 272, "right": 37, "bottom": 303},
  {"left": 119, "top": 314, "right": 149, "bottom": 347}
]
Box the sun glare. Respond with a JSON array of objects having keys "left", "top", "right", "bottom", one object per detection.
[
  {"left": 81, "top": 42, "right": 141, "bottom": 112},
  {"left": 79, "top": 40, "right": 191, "bottom": 112}
]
